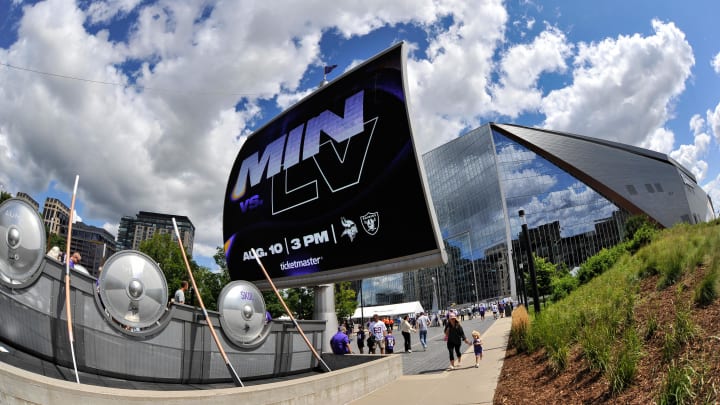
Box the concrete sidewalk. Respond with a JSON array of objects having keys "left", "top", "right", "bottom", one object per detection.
[{"left": 348, "top": 315, "right": 512, "bottom": 405}]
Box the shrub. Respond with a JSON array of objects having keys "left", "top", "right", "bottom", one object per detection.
[
  {"left": 693, "top": 269, "right": 718, "bottom": 307},
  {"left": 644, "top": 315, "right": 658, "bottom": 341},
  {"left": 579, "top": 324, "right": 612, "bottom": 372},
  {"left": 662, "top": 326, "right": 680, "bottom": 363},
  {"left": 624, "top": 214, "right": 654, "bottom": 241},
  {"left": 548, "top": 344, "right": 569, "bottom": 374},
  {"left": 627, "top": 223, "right": 658, "bottom": 254},
  {"left": 656, "top": 245, "right": 686, "bottom": 290},
  {"left": 673, "top": 307, "right": 697, "bottom": 346},
  {"left": 550, "top": 273, "right": 579, "bottom": 302},
  {"left": 658, "top": 361, "right": 697, "bottom": 405},
  {"left": 577, "top": 245, "right": 627, "bottom": 285},
  {"left": 509, "top": 305, "right": 530, "bottom": 353},
  {"left": 662, "top": 307, "right": 697, "bottom": 363},
  {"left": 607, "top": 326, "right": 641, "bottom": 395}
]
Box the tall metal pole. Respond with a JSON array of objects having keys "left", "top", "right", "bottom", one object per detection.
[
  {"left": 64, "top": 175, "right": 80, "bottom": 384},
  {"left": 172, "top": 219, "right": 243, "bottom": 387},
  {"left": 519, "top": 210, "right": 540, "bottom": 314}
]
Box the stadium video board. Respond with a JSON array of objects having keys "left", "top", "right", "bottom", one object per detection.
[{"left": 223, "top": 42, "right": 446, "bottom": 288}]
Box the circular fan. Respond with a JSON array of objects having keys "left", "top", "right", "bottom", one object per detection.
[
  {"left": 0, "top": 198, "right": 46, "bottom": 288},
  {"left": 98, "top": 250, "right": 168, "bottom": 329},
  {"left": 218, "top": 280, "right": 267, "bottom": 346}
]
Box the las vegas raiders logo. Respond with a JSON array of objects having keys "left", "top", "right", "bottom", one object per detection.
[{"left": 360, "top": 212, "right": 379, "bottom": 236}]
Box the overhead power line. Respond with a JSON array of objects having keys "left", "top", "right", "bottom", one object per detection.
[{"left": 0, "top": 61, "right": 262, "bottom": 97}]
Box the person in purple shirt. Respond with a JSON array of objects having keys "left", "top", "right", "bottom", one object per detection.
[
  {"left": 330, "top": 326, "right": 352, "bottom": 354},
  {"left": 69, "top": 252, "right": 82, "bottom": 269}
]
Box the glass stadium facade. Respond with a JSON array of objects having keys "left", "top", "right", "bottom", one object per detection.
[{"left": 358, "top": 123, "right": 715, "bottom": 311}]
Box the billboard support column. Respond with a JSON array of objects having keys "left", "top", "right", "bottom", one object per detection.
[
  {"left": 431, "top": 276, "right": 439, "bottom": 313},
  {"left": 314, "top": 284, "right": 338, "bottom": 353},
  {"left": 359, "top": 281, "right": 365, "bottom": 327}
]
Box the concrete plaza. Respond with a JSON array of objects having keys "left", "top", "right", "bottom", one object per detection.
[{"left": 348, "top": 314, "right": 512, "bottom": 404}]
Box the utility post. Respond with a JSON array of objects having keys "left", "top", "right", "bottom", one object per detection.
[{"left": 519, "top": 209, "right": 540, "bottom": 314}]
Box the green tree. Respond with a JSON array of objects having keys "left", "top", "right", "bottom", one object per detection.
[
  {"left": 139, "top": 233, "right": 186, "bottom": 296},
  {"left": 263, "top": 291, "right": 285, "bottom": 318},
  {"left": 0, "top": 191, "right": 12, "bottom": 204},
  {"left": 191, "top": 266, "right": 227, "bottom": 311},
  {"left": 623, "top": 214, "right": 652, "bottom": 241},
  {"left": 334, "top": 281, "right": 357, "bottom": 321},
  {"left": 284, "top": 287, "right": 314, "bottom": 319},
  {"left": 46, "top": 230, "right": 66, "bottom": 252},
  {"left": 139, "top": 233, "right": 224, "bottom": 311},
  {"left": 211, "top": 246, "right": 231, "bottom": 291},
  {"left": 531, "top": 255, "right": 556, "bottom": 297},
  {"left": 213, "top": 246, "right": 228, "bottom": 272}
]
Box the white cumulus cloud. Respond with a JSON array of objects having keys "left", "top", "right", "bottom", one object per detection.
[
  {"left": 712, "top": 52, "right": 720, "bottom": 74},
  {"left": 541, "top": 20, "right": 694, "bottom": 148},
  {"left": 669, "top": 114, "right": 711, "bottom": 182}
]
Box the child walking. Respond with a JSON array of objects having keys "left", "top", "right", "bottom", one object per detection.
[
  {"left": 471, "top": 330, "right": 483, "bottom": 367},
  {"left": 385, "top": 330, "right": 396, "bottom": 354}
]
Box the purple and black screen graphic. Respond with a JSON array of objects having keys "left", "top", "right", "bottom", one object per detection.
[{"left": 223, "top": 43, "right": 443, "bottom": 286}]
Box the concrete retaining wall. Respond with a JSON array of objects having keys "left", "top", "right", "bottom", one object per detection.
[{"left": 0, "top": 354, "right": 401, "bottom": 405}]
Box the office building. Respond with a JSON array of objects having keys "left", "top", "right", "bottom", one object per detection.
[
  {"left": 117, "top": 211, "right": 195, "bottom": 255},
  {"left": 15, "top": 192, "right": 40, "bottom": 213},
  {"left": 42, "top": 197, "right": 70, "bottom": 236},
  {"left": 68, "top": 222, "right": 118, "bottom": 276}
]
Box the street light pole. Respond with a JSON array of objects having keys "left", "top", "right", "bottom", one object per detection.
[{"left": 519, "top": 209, "right": 541, "bottom": 314}]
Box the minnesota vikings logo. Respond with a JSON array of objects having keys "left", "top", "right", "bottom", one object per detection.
[
  {"left": 360, "top": 212, "right": 379, "bottom": 235},
  {"left": 340, "top": 217, "right": 358, "bottom": 242}
]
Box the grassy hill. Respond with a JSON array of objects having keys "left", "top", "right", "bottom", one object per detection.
[{"left": 495, "top": 218, "right": 720, "bottom": 404}]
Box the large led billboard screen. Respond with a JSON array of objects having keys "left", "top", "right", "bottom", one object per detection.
[{"left": 223, "top": 43, "right": 445, "bottom": 288}]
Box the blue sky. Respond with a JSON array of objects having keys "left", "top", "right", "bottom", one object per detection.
[{"left": 1, "top": 0, "right": 718, "bottom": 270}]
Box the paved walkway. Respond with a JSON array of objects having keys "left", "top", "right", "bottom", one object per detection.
[{"left": 348, "top": 314, "right": 512, "bottom": 405}]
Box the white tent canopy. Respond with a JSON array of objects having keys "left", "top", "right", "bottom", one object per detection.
[{"left": 351, "top": 301, "right": 425, "bottom": 319}]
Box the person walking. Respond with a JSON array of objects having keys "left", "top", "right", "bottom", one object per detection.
[
  {"left": 330, "top": 326, "right": 353, "bottom": 354},
  {"left": 356, "top": 326, "right": 366, "bottom": 354},
  {"left": 416, "top": 311, "right": 430, "bottom": 350},
  {"left": 368, "top": 314, "right": 387, "bottom": 354},
  {"left": 471, "top": 330, "right": 483, "bottom": 367},
  {"left": 68, "top": 251, "right": 82, "bottom": 269},
  {"left": 367, "top": 333, "right": 377, "bottom": 354},
  {"left": 400, "top": 315, "right": 415, "bottom": 353},
  {"left": 443, "top": 313, "right": 470, "bottom": 370},
  {"left": 174, "top": 281, "right": 189, "bottom": 304},
  {"left": 385, "top": 329, "right": 396, "bottom": 354}
]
